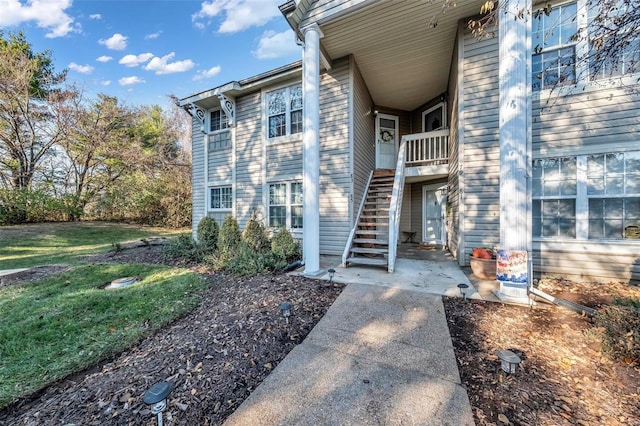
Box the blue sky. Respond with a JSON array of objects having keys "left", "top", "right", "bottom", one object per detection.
[{"left": 0, "top": 0, "right": 302, "bottom": 108}]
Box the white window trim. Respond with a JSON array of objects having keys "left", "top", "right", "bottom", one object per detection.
[
  {"left": 267, "top": 180, "right": 303, "bottom": 233},
  {"left": 208, "top": 184, "right": 233, "bottom": 212},
  {"left": 207, "top": 107, "right": 229, "bottom": 136},
  {"left": 421, "top": 101, "right": 447, "bottom": 132},
  {"left": 262, "top": 81, "right": 303, "bottom": 145},
  {"left": 533, "top": 151, "right": 640, "bottom": 243}
]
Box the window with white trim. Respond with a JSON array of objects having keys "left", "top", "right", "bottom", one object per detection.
[
  {"left": 210, "top": 186, "right": 232, "bottom": 210},
  {"left": 533, "top": 151, "right": 640, "bottom": 240},
  {"left": 268, "top": 181, "right": 303, "bottom": 229},
  {"left": 209, "top": 109, "right": 228, "bottom": 133},
  {"left": 587, "top": 0, "right": 640, "bottom": 80},
  {"left": 533, "top": 157, "right": 577, "bottom": 238},
  {"left": 532, "top": 1, "right": 578, "bottom": 91},
  {"left": 587, "top": 152, "right": 640, "bottom": 238},
  {"left": 266, "top": 84, "right": 302, "bottom": 139}
]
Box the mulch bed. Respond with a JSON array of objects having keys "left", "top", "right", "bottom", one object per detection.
[
  {"left": 444, "top": 278, "right": 640, "bottom": 426},
  {"left": 0, "top": 259, "right": 344, "bottom": 425}
]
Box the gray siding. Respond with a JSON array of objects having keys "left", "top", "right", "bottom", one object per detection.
[
  {"left": 191, "top": 118, "right": 205, "bottom": 239},
  {"left": 207, "top": 135, "right": 232, "bottom": 182},
  {"left": 266, "top": 140, "right": 302, "bottom": 181},
  {"left": 319, "top": 59, "right": 352, "bottom": 254},
  {"left": 351, "top": 57, "right": 376, "bottom": 226},
  {"left": 447, "top": 26, "right": 461, "bottom": 258},
  {"left": 532, "top": 87, "right": 640, "bottom": 282},
  {"left": 235, "top": 91, "right": 264, "bottom": 229},
  {"left": 460, "top": 30, "right": 500, "bottom": 263}
]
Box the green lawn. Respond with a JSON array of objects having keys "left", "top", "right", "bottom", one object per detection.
[
  {"left": 0, "top": 263, "right": 207, "bottom": 409},
  {"left": 0, "top": 221, "right": 187, "bottom": 270}
]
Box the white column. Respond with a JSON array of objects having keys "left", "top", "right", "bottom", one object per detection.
[
  {"left": 302, "top": 23, "right": 323, "bottom": 276},
  {"left": 498, "top": 0, "right": 532, "bottom": 300}
]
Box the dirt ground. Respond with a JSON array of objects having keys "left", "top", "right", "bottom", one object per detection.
[
  {"left": 444, "top": 278, "right": 640, "bottom": 426},
  {"left": 2, "top": 244, "right": 639, "bottom": 425}
]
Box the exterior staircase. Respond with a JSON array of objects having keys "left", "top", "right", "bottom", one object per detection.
[{"left": 344, "top": 169, "right": 395, "bottom": 268}]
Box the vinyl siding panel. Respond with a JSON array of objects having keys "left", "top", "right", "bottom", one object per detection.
[
  {"left": 207, "top": 144, "right": 232, "bottom": 183},
  {"left": 447, "top": 27, "right": 461, "bottom": 258},
  {"left": 319, "top": 59, "right": 351, "bottom": 255},
  {"left": 191, "top": 118, "right": 205, "bottom": 239},
  {"left": 235, "top": 91, "right": 264, "bottom": 230},
  {"left": 266, "top": 140, "right": 302, "bottom": 181},
  {"left": 351, "top": 58, "right": 376, "bottom": 224},
  {"left": 460, "top": 30, "right": 500, "bottom": 264}
]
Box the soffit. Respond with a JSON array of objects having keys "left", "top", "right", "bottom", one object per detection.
[{"left": 319, "top": 0, "right": 484, "bottom": 111}]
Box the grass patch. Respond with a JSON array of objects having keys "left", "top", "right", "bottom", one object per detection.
[
  {"left": 0, "top": 221, "right": 186, "bottom": 270},
  {"left": 0, "top": 263, "right": 207, "bottom": 409}
]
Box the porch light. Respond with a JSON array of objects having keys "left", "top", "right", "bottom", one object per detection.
[
  {"left": 328, "top": 268, "right": 335, "bottom": 284},
  {"left": 457, "top": 283, "right": 469, "bottom": 300},
  {"left": 279, "top": 302, "right": 292, "bottom": 324},
  {"left": 143, "top": 381, "right": 174, "bottom": 426},
  {"left": 497, "top": 349, "right": 522, "bottom": 374}
]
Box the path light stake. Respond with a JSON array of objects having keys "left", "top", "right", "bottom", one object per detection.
[
  {"left": 143, "top": 381, "right": 174, "bottom": 426},
  {"left": 279, "top": 302, "right": 292, "bottom": 324},
  {"left": 497, "top": 349, "right": 522, "bottom": 374},
  {"left": 457, "top": 283, "right": 469, "bottom": 301},
  {"left": 328, "top": 268, "right": 335, "bottom": 284}
]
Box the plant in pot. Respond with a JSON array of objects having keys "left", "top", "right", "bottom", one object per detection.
[{"left": 470, "top": 247, "right": 497, "bottom": 280}]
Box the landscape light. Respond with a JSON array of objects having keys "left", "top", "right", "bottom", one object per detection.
[
  {"left": 497, "top": 349, "right": 522, "bottom": 374},
  {"left": 143, "top": 381, "right": 174, "bottom": 426},
  {"left": 457, "top": 283, "right": 469, "bottom": 300},
  {"left": 328, "top": 268, "right": 335, "bottom": 284},
  {"left": 279, "top": 302, "right": 292, "bottom": 324}
]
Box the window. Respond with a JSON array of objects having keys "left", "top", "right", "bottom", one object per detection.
[
  {"left": 588, "top": 1, "right": 640, "bottom": 80},
  {"left": 266, "top": 84, "right": 302, "bottom": 139},
  {"left": 533, "top": 157, "right": 577, "bottom": 237},
  {"left": 209, "top": 109, "right": 228, "bottom": 133},
  {"left": 532, "top": 2, "right": 577, "bottom": 91},
  {"left": 268, "top": 181, "right": 303, "bottom": 229},
  {"left": 422, "top": 102, "right": 446, "bottom": 132},
  {"left": 210, "top": 186, "right": 232, "bottom": 210},
  {"left": 533, "top": 151, "right": 640, "bottom": 241},
  {"left": 587, "top": 152, "right": 640, "bottom": 238}
]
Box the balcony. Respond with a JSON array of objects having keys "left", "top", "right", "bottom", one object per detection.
[{"left": 402, "top": 130, "right": 449, "bottom": 179}]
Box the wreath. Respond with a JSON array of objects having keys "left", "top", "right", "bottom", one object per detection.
[{"left": 380, "top": 130, "right": 393, "bottom": 143}]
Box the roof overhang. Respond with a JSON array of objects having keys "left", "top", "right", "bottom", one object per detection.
[{"left": 281, "top": 0, "right": 486, "bottom": 111}]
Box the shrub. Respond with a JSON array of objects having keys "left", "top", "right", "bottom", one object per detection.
[
  {"left": 218, "top": 215, "right": 241, "bottom": 253},
  {"left": 242, "top": 213, "right": 269, "bottom": 251},
  {"left": 197, "top": 216, "right": 219, "bottom": 252},
  {"left": 163, "top": 233, "right": 206, "bottom": 263},
  {"left": 271, "top": 228, "right": 300, "bottom": 263},
  {"left": 593, "top": 303, "right": 640, "bottom": 364},
  {"left": 225, "top": 241, "right": 286, "bottom": 276}
]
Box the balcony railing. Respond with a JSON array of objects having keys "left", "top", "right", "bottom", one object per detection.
[{"left": 404, "top": 129, "right": 449, "bottom": 167}]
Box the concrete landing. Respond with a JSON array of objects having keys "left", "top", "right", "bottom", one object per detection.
[{"left": 224, "top": 283, "right": 474, "bottom": 426}]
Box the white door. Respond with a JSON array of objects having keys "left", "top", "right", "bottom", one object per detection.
[
  {"left": 423, "top": 185, "right": 446, "bottom": 244},
  {"left": 376, "top": 114, "right": 399, "bottom": 169}
]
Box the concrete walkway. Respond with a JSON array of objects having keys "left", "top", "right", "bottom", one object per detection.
[{"left": 225, "top": 283, "right": 475, "bottom": 425}]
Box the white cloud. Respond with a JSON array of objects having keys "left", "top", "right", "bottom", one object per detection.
[
  {"left": 145, "top": 31, "right": 162, "bottom": 40},
  {"left": 96, "top": 55, "right": 113, "bottom": 63},
  {"left": 193, "top": 65, "right": 222, "bottom": 81},
  {"left": 119, "top": 53, "right": 154, "bottom": 67},
  {"left": 68, "top": 62, "right": 94, "bottom": 74},
  {"left": 98, "top": 33, "right": 127, "bottom": 50},
  {"left": 101, "top": 80, "right": 111, "bottom": 86},
  {"left": 0, "top": 0, "right": 77, "bottom": 38},
  {"left": 144, "top": 53, "right": 195, "bottom": 75},
  {"left": 89, "top": 13, "right": 101, "bottom": 20},
  {"left": 192, "top": 0, "right": 281, "bottom": 33},
  {"left": 252, "top": 29, "right": 300, "bottom": 60},
  {"left": 118, "top": 76, "right": 145, "bottom": 86}
]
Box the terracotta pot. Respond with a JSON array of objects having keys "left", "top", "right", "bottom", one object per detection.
[{"left": 470, "top": 256, "right": 496, "bottom": 280}]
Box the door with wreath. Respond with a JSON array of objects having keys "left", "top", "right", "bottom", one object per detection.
[{"left": 375, "top": 113, "right": 399, "bottom": 169}]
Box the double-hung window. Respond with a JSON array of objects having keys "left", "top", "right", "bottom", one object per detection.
[
  {"left": 210, "top": 109, "right": 228, "bottom": 133},
  {"left": 587, "top": 0, "right": 640, "bottom": 80},
  {"left": 532, "top": 2, "right": 578, "bottom": 91},
  {"left": 266, "top": 84, "right": 302, "bottom": 140},
  {"left": 210, "top": 186, "right": 232, "bottom": 211},
  {"left": 268, "top": 181, "right": 303, "bottom": 230},
  {"left": 587, "top": 152, "right": 640, "bottom": 239},
  {"left": 533, "top": 157, "right": 577, "bottom": 237}
]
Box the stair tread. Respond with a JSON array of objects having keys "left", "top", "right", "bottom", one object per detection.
[
  {"left": 355, "top": 230, "right": 387, "bottom": 235},
  {"left": 347, "top": 257, "right": 388, "bottom": 266},
  {"left": 351, "top": 247, "right": 389, "bottom": 254},
  {"left": 360, "top": 215, "right": 389, "bottom": 219},
  {"left": 353, "top": 238, "right": 389, "bottom": 245}
]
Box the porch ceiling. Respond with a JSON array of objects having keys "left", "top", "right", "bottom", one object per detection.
[{"left": 319, "top": 0, "right": 484, "bottom": 111}]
